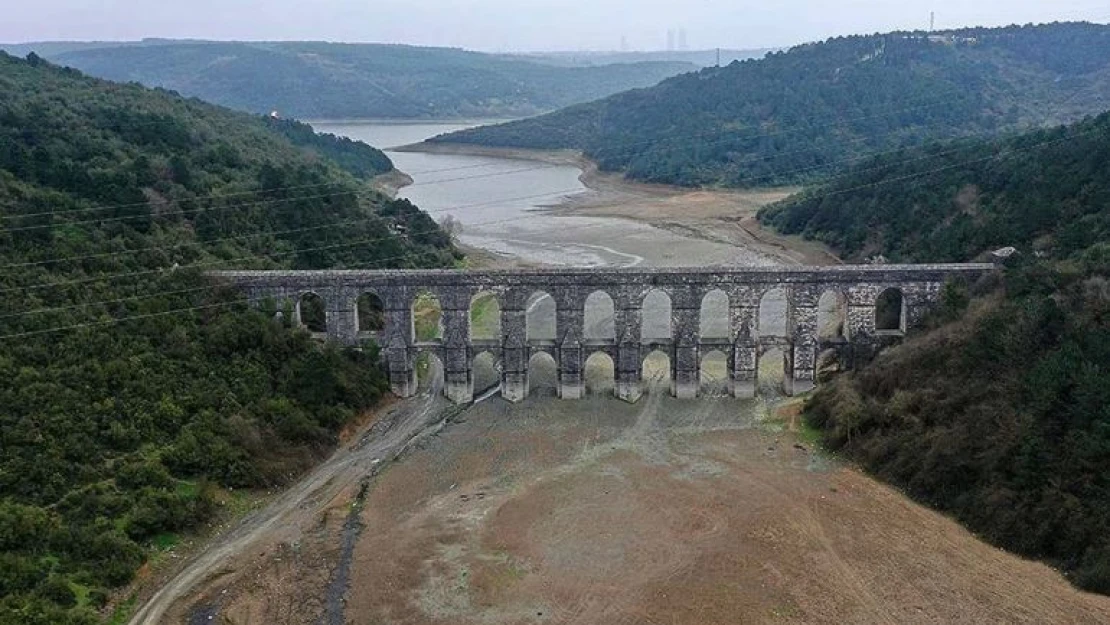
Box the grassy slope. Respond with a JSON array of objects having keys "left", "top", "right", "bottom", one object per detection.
[{"left": 0, "top": 53, "right": 455, "bottom": 624}]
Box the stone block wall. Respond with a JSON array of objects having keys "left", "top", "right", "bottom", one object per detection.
[{"left": 212, "top": 264, "right": 993, "bottom": 404}]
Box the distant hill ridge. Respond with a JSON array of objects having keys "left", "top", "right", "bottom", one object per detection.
[
  {"left": 431, "top": 22, "right": 1110, "bottom": 188},
  {"left": 0, "top": 40, "right": 696, "bottom": 119}
]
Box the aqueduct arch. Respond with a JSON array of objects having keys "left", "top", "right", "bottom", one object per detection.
[{"left": 213, "top": 264, "right": 993, "bottom": 404}]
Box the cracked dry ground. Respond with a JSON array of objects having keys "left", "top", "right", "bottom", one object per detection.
[{"left": 208, "top": 387, "right": 1110, "bottom": 625}]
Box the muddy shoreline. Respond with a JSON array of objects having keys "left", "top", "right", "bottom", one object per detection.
[{"left": 396, "top": 141, "right": 841, "bottom": 266}]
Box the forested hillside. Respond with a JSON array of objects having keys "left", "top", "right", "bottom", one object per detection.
[
  {"left": 15, "top": 41, "right": 694, "bottom": 119},
  {"left": 759, "top": 112, "right": 1110, "bottom": 262},
  {"left": 263, "top": 116, "right": 393, "bottom": 179},
  {"left": 809, "top": 249, "right": 1110, "bottom": 594},
  {"left": 0, "top": 52, "right": 455, "bottom": 624},
  {"left": 433, "top": 22, "right": 1110, "bottom": 187},
  {"left": 767, "top": 108, "right": 1110, "bottom": 593}
]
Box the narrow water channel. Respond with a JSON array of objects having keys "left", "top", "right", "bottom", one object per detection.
[{"left": 310, "top": 120, "right": 769, "bottom": 268}]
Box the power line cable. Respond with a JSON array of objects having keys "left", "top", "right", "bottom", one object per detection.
[
  {"left": 7, "top": 39, "right": 1109, "bottom": 313},
  {"left": 6, "top": 180, "right": 356, "bottom": 220},
  {"left": 0, "top": 189, "right": 587, "bottom": 294},
  {"left": 0, "top": 97, "right": 1005, "bottom": 235},
  {"left": 0, "top": 90, "right": 967, "bottom": 224},
  {"left": 21, "top": 49, "right": 1092, "bottom": 233},
  {"left": 6, "top": 108, "right": 1103, "bottom": 295},
  {"left": 0, "top": 123, "right": 1094, "bottom": 332},
  {"left": 9, "top": 10, "right": 1107, "bottom": 227},
  {"left": 0, "top": 189, "right": 589, "bottom": 315},
  {"left": 1, "top": 188, "right": 583, "bottom": 269}
]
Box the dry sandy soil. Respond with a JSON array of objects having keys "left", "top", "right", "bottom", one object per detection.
[
  {"left": 141, "top": 147, "right": 1108, "bottom": 624},
  {"left": 182, "top": 373, "right": 1110, "bottom": 625}
]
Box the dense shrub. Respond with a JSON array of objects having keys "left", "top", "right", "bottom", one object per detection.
[
  {"left": 809, "top": 257, "right": 1110, "bottom": 593},
  {"left": 0, "top": 52, "right": 456, "bottom": 621}
]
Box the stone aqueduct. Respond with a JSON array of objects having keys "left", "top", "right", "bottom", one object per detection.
[{"left": 212, "top": 265, "right": 994, "bottom": 404}]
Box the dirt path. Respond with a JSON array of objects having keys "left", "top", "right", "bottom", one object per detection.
[
  {"left": 127, "top": 364, "right": 456, "bottom": 625},
  {"left": 199, "top": 387, "right": 1110, "bottom": 625},
  {"left": 135, "top": 144, "right": 1110, "bottom": 623}
]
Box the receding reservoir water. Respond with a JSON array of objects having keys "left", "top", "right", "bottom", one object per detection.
[{"left": 310, "top": 120, "right": 773, "bottom": 268}]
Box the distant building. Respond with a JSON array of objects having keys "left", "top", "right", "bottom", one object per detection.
[{"left": 927, "top": 34, "right": 979, "bottom": 45}]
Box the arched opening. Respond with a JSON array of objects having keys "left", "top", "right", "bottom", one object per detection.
[
  {"left": 583, "top": 291, "right": 616, "bottom": 342},
  {"left": 472, "top": 351, "right": 500, "bottom": 395},
  {"left": 642, "top": 289, "right": 672, "bottom": 342},
  {"left": 816, "top": 348, "right": 842, "bottom": 383},
  {"left": 758, "top": 288, "right": 788, "bottom": 337},
  {"left": 699, "top": 289, "right": 730, "bottom": 340},
  {"left": 527, "top": 352, "right": 558, "bottom": 397},
  {"left": 700, "top": 350, "right": 729, "bottom": 396},
  {"left": 357, "top": 292, "right": 385, "bottom": 335},
  {"left": 298, "top": 292, "right": 327, "bottom": 334},
  {"left": 875, "top": 288, "right": 905, "bottom": 333},
  {"left": 584, "top": 352, "right": 615, "bottom": 395},
  {"left": 416, "top": 352, "right": 444, "bottom": 393},
  {"left": 469, "top": 292, "right": 501, "bottom": 342},
  {"left": 411, "top": 291, "right": 443, "bottom": 342},
  {"left": 758, "top": 347, "right": 786, "bottom": 397},
  {"left": 642, "top": 350, "right": 671, "bottom": 391},
  {"left": 526, "top": 291, "right": 556, "bottom": 343},
  {"left": 817, "top": 290, "right": 848, "bottom": 341}
]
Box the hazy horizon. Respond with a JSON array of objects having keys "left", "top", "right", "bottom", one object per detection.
[{"left": 2, "top": 1, "right": 1108, "bottom": 53}]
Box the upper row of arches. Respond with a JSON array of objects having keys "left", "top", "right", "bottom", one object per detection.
[{"left": 292, "top": 287, "right": 907, "bottom": 341}]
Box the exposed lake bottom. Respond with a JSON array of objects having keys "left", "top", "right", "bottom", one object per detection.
[{"left": 310, "top": 120, "right": 783, "bottom": 268}]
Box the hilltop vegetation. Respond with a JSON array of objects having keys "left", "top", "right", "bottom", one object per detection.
[
  {"left": 0, "top": 52, "right": 455, "bottom": 623},
  {"left": 759, "top": 112, "right": 1110, "bottom": 262},
  {"left": 765, "top": 107, "right": 1110, "bottom": 593},
  {"left": 433, "top": 22, "right": 1110, "bottom": 187},
  {"left": 13, "top": 41, "right": 695, "bottom": 119}
]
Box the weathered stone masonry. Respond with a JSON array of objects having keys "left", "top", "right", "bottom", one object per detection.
[{"left": 210, "top": 264, "right": 994, "bottom": 404}]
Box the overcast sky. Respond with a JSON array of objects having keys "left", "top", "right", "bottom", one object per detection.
[{"left": 3, "top": 0, "right": 1107, "bottom": 51}]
